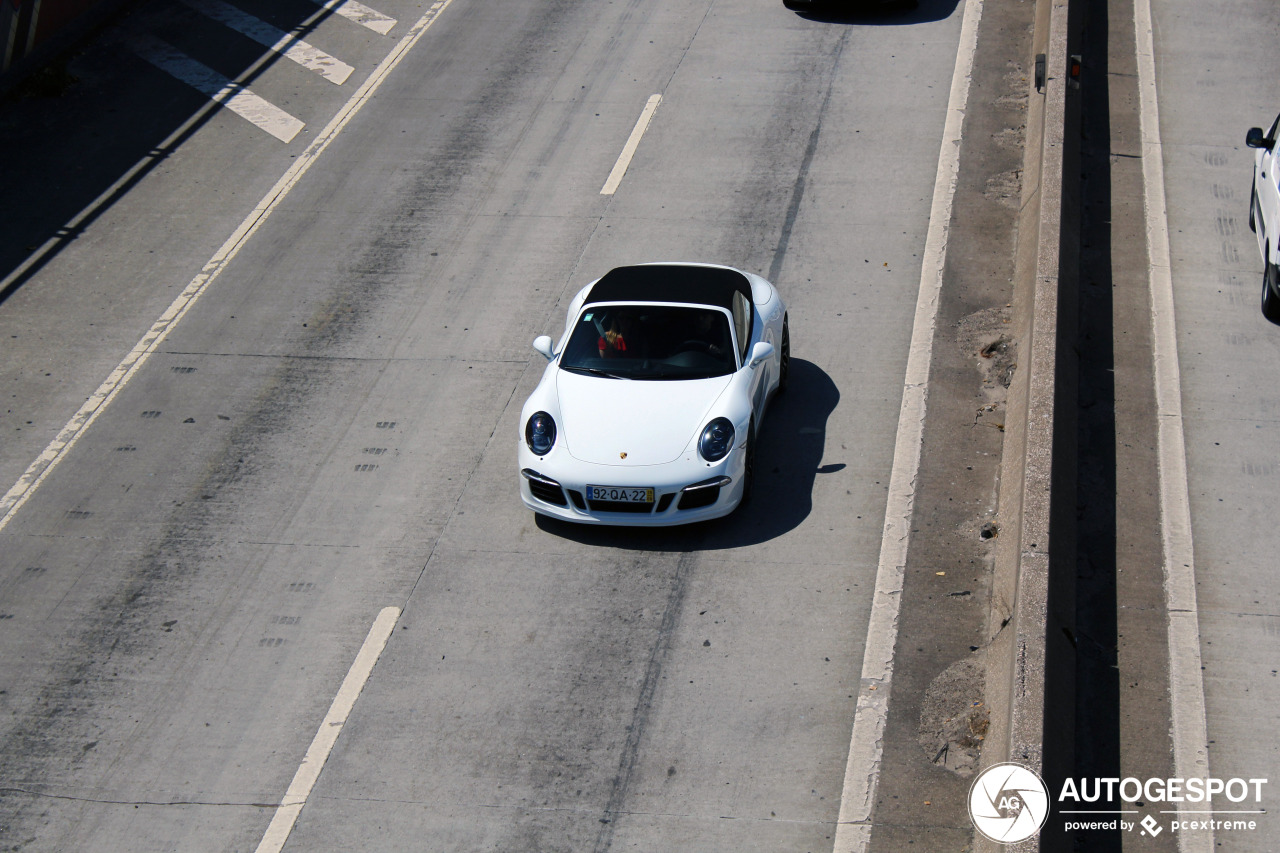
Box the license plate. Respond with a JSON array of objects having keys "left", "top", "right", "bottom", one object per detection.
[{"left": 587, "top": 485, "right": 654, "bottom": 503}]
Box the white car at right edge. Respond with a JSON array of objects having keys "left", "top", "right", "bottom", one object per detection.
[{"left": 1247, "top": 115, "right": 1280, "bottom": 323}]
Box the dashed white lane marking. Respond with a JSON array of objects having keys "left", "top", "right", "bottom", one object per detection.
[
  {"left": 830, "top": 0, "right": 983, "bottom": 850},
  {"left": 181, "top": 0, "right": 354, "bottom": 85},
  {"left": 1133, "top": 0, "right": 1213, "bottom": 851},
  {"left": 0, "top": 0, "right": 455, "bottom": 533},
  {"left": 313, "top": 0, "right": 396, "bottom": 35},
  {"left": 131, "top": 34, "right": 306, "bottom": 142},
  {"left": 254, "top": 607, "right": 400, "bottom": 853},
  {"left": 600, "top": 93, "right": 662, "bottom": 195}
]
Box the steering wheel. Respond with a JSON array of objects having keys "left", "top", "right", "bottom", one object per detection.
[{"left": 677, "top": 339, "right": 716, "bottom": 355}]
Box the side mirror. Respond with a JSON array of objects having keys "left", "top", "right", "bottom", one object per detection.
[
  {"left": 748, "top": 341, "right": 775, "bottom": 369},
  {"left": 1247, "top": 127, "right": 1271, "bottom": 150},
  {"left": 533, "top": 335, "right": 556, "bottom": 360}
]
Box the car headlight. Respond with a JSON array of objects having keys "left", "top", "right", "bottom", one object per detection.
[
  {"left": 698, "top": 417, "right": 735, "bottom": 462},
  {"left": 525, "top": 411, "right": 557, "bottom": 456}
]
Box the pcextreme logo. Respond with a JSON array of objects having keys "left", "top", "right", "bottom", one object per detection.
[{"left": 968, "top": 762, "right": 1050, "bottom": 844}]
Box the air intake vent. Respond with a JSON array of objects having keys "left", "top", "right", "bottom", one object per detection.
[{"left": 523, "top": 470, "right": 568, "bottom": 506}]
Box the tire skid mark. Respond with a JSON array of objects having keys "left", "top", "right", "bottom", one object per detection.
[{"left": 591, "top": 548, "right": 698, "bottom": 852}]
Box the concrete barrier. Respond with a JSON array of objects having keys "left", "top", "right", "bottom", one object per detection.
[{"left": 979, "top": 0, "right": 1083, "bottom": 850}]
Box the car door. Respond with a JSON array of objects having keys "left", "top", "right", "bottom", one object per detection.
[{"left": 733, "top": 292, "right": 769, "bottom": 426}]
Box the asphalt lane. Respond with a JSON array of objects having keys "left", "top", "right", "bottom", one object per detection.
[
  {"left": 0, "top": 0, "right": 970, "bottom": 850},
  {"left": 1148, "top": 0, "right": 1280, "bottom": 847}
]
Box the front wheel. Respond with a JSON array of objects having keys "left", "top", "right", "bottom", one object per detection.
[
  {"left": 776, "top": 317, "right": 790, "bottom": 394},
  {"left": 1264, "top": 256, "right": 1280, "bottom": 325},
  {"left": 739, "top": 421, "right": 756, "bottom": 507}
]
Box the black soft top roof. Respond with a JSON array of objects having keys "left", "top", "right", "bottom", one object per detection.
[{"left": 583, "top": 264, "right": 750, "bottom": 312}]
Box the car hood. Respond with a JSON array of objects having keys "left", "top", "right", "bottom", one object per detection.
[{"left": 556, "top": 370, "right": 732, "bottom": 466}]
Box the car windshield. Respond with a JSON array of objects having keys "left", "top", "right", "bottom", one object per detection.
[{"left": 558, "top": 304, "right": 737, "bottom": 380}]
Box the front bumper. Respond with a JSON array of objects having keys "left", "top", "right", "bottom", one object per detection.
[{"left": 517, "top": 442, "right": 746, "bottom": 526}]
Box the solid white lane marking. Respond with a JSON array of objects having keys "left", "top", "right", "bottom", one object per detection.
[
  {"left": 181, "top": 0, "right": 354, "bottom": 85},
  {"left": 600, "top": 93, "right": 662, "bottom": 195},
  {"left": 831, "top": 0, "right": 983, "bottom": 850},
  {"left": 1133, "top": 0, "right": 1213, "bottom": 851},
  {"left": 254, "top": 607, "right": 400, "bottom": 853},
  {"left": 0, "top": 0, "right": 455, "bottom": 534},
  {"left": 314, "top": 0, "right": 396, "bottom": 35},
  {"left": 131, "top": 35, "right": 305, "bottom": 142}
]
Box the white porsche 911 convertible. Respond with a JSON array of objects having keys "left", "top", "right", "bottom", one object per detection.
[{"left": 518, "top": 262, "right": 789, "bottom": 526}]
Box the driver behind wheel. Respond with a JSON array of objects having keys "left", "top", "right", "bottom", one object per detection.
[{"left": 599, "top": 314, "right": 631, "bottom": 358}]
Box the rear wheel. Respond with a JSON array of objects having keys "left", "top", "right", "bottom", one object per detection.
[{"left": 1263, "top": 255, "right": 1280, "bottom": 324}]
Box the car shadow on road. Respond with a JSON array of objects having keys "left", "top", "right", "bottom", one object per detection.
[
  {"left": 786, "top": 0, "right": 961, "bottom": 27},
  {"left": 534, "top": 358, "right": 840, "bottom": 551}
]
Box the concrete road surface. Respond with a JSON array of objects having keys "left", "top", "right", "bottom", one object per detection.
[{"left": 0, "top": 0, "right": 1016, "bottom": 850}]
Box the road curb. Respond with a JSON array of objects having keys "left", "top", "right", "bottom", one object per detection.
[{"left": 979, "top": 0, "right": 1083, "bottom": 850}]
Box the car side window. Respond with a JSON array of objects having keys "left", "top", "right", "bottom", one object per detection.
[
  {"left": 1269, "top": 113, "right": 1280, "bottom": 142},
  {"left": 732, "top": 291, "right": 751, "bottom": 363}
]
